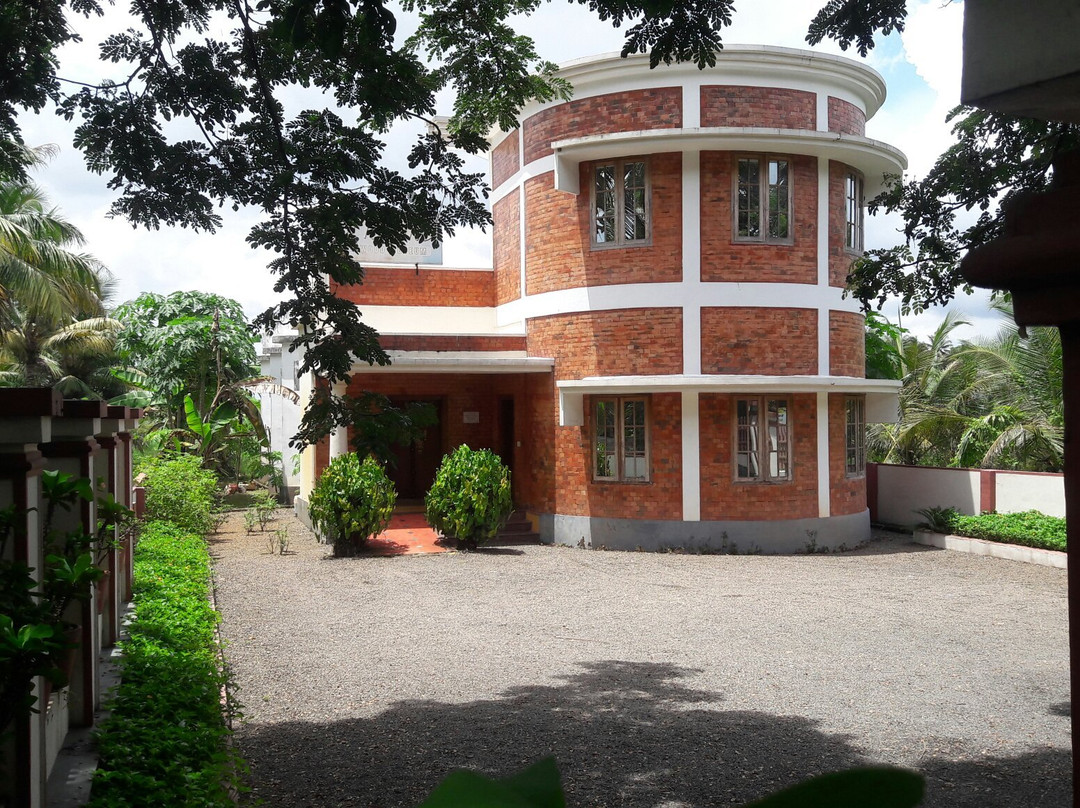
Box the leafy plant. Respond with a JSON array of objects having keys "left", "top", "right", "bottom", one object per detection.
[
  {"left": 244, "top": 510, "right": 258, "bottom": 535},
  {"left": 137, "top": 452, "right": 220, "bottom": 535},
  {"left": 419, "top": 757, "right": 924, "bottom": 808},
  {"left": 308, "top": 453, "right": 396, "bottom": 557},
  {"left": 0, "top": 471, "right": 132, "bottom": 743},
  {"left": 914, "top": 506, "right": 959, "bottom": 535},
  {"left": 254, "top": 490, "right": 277, "bottom": 531},
  {"left": 89, "top": 520, "right": 245, "bottom": 806},
  {"left": 425, "top": 445, "right": 512, "bottom": 552},
  {"left": 274, "top": 527, "right": 289, "bottom": 556}
]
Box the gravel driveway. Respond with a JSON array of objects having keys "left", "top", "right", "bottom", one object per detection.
[{"left": 211, "top": 510, "right": 1070, "bottom": 807}]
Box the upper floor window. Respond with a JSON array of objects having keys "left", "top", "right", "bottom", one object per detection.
[
  {"left": 592, "top": 160, "right": 650, "bottom": 248},
  {"left": 845, "top": 396, "right": 866, "bottom": 476},
  {"left": 735, "top": 155, "right": 792, "bottom": 243},
  {"left": 845, "top": 172, "right": 864, "bottom": 252},
  {"left": 735, "top": 397, "right": 791, "bottom": 482},
  {"left": 594, "top": 397, "right": 649, "bottom": 482}
]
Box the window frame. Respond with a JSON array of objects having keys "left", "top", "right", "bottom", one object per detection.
[
  {"left": 732, "top": 153, "right": 794, "bottom": 245},
  {"left": 845, "top": 171, "right": 865, "bottom": 254},
  {"left": 589, "top": 158, "right": 652, "bottom": 250},
  {"left": 845, "top": 396, "right": 866, "bottom": 477},
  {"left": 592, "top": 396, "right": 651, "bottom": 483},
  {"left": 733, "top": 396, "right": 793, "bottom": 483}
]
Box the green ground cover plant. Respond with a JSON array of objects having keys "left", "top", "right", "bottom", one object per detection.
[
  {"left": 89, "top": 520, "right": 243, "bottom": 806},
  {"left": 137, "top": 453, "right": 219, "bottom": 535},
  {"left": 917, "top": 507, "right": 1066, "bottom": 552},
  {"left": 425, "top": 445, "right": 512, "bottom": 551}
]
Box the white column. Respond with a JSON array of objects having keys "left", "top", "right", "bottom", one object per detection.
[
  {"left": 817, "top": 391, "right": 831, "bottom": 518},
  {"left": 816, "top": 91, "right": 829, "bottom": 132},
  {"left": 682, "top": 150, "right": 702, "bottom": 375},
  {"left": 817, "top": 158, "right": 831, "bottom": 376},
  {"left": 328, "top": 381, "right": 349, "bottom": 461},
  {"left": 518, "top": 184, "right": 527, "bottom": 298},
  {"left": 682, "top": 391, "right": 701, "bottom": 521},
  {"left": 298, "top": 371, "right": 316, "bottom": 499}
]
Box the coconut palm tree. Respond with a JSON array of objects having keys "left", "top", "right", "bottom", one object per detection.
[
  {"left": 0, "top": 146, "right": 121, "bottom": 397},
  {"left": 0, "top": 147, "right": 105, "bottom": 331},
  {"left": 868, "top": 311, "right": 979, "bottom": 467},
  {"left": 953, "top": 300, "right": 1063, "bottom": 471}
]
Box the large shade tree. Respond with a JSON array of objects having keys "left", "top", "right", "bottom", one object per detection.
[
  {"left": 0, "top": 0, "right": 923, "bottom": 448},
  {"left": 1, "top": 1, "right": 1062, "bottom": 444}
]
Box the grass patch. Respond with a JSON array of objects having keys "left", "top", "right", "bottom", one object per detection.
[
  {"left": 89, "top": 521, "right": 244, "bottom": 807},
  {"left": 920, "top": 507, "right": 1066, "bottom": 553}
]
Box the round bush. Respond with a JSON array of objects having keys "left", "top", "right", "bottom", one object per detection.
[
  {"left": 425, "top": 445, "right": 512, "bottom": 551},
  {"left": 308, "top": 454, "right": 396, "bottom": 556}
]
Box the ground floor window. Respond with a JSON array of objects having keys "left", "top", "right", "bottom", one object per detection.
[
  {"left": 845, "top": 396, "right": 866, "bottom": 476},
  {"left": 594, "top": 397, "right": 649, "bottom": 482},
  {"left": 735, "top": 397, "right": 791, "bottom": 482}
]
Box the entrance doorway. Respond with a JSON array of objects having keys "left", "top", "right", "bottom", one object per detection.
[
  {"left": 388, "top": 398, "right": 444, "bottom": 501},
  {"left": 499, "top": 397, "right": 515, "bottom": 496}
]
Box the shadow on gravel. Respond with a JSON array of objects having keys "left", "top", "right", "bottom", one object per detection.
[{"left": 234, "top": 659, "right": 1070, "bottom": 807}]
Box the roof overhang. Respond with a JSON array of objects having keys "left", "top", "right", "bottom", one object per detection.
[
  {"left": 552, "top": 127, "right": 907, "bottom": 197},
  {"left": 557, "top": 374, "right": 901, "bottom": 426},
  {"left": 352, "top": 351, "right": 554, "bottom": 375}
]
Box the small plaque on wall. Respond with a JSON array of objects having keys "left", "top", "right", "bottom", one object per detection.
[{"left": 463, "top": 411, "right": 480, "bottom": 424}]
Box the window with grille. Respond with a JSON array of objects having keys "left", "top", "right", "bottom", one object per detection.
[
  {"left": 845, "top": 172, "right": 864, "bottom": 253},
  {"left": 845, "top": 396, "right": 866, "bottom": 476},
  {"left": 592, "top": 160, "right": 650, "bottom": 248},
  {"left": 593, "top": 397, "right": 649, "bottom": 482},
  {"left": 735, "top": 155, "right": 792, "bottom": 244},
  {"left": 735, "top": 397, "right": 791, "bottom": 482}
]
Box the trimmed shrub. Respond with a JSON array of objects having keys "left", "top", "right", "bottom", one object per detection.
[
  {"left": 425, "top": 445, "right": 512, "bottom": 551},
  {"left": 137, "top": 453, "right": 219, "bottom": 535},
  {"left": 308, "top": 453, "right": 396, "bottom": 556}
]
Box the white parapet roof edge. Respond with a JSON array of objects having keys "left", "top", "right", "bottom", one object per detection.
[
  {"left": 351, "top": 351, "right": 554, "bottom": 375},
  {"left": 557, "top": 374, "right": 901, "bottom": 426}
]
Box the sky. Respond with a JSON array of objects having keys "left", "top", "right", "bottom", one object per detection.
[{"left": 18, "top": 0, "right": 1000, "bottom": 342}]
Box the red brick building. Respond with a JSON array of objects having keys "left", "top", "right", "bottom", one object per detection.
[{"left": 299, "top": 46, "right": 904, "bottom": 552}]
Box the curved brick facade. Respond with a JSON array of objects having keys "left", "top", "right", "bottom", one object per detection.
[{"left": 306, "top": 49, "right": 903, "bottom": 554}]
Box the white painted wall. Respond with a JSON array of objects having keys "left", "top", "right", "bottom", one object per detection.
[
  {"left": 996, "top": 471, "right": 1066, "bottom": 518},
  {"left": 875, "top": 465, "right": 980, "bottom": 527},
  {"left": 873, "top": 464, "right": 1067, "bottom": 527}
]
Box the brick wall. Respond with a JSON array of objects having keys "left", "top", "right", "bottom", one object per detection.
[
  {"left": 829, "top": 161, "right": 856, "bottom": 287},
  {"left": 524, "top": 155, "right": 683, "bottom": 295},
  {"left": 520, "top": 372, "right": 557, "bottom": 512},
  {"left": 829, "top": 393, "right": 866, "bottom": 517},
  {"left": 522, "top": 88, "right": 682, "bottom": 164},
  {"left": 492, "top": 130, "right": 520, "bottom": 188},
  {"left": 699, "top": 393, "right": 818, "bottom": 521},
  {"left": 379, "top": 335, "right": 526, "bottom": 352},
  {"left": 701, "top": 86, "right": 816, "bottom": 129},
  {"left": 700, "top": 307, "right": 818, "bottom": 375},
  {"left": 527, "top": 308, "right": 683, "bottom": 380},
  {"left": 494, "top": 193, "right": 521, "bottom": 304},
  {"left": 554, "top": 392, "right": 682, "bottom": 520},
  {"left": 700, "top": 152, "right": 817, "bottom": 284},
  {"left": 829, "top": 311, "right": 865, "bottom": 377},
  {"left": 333, "top": 267, "right": 494, "bottom": 307},
  {"left": 827, "top": 97, "right": 866, "bottom": 136}
]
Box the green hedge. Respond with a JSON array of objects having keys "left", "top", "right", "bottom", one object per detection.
[
  {"left": 921, "top": 508, "right": 1066, "bottom": 552},
  {"left": 88, "top": 521, "right": 243, "bottom": 806},
  {"left": 952, "top": 510, "right": 1066, "bottom": 552},
  {"left": 137, "top": 453, "right": 220, "bottom": 536}
]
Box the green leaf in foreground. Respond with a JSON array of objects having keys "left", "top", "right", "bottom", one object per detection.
[
  {"left": 420, "top": 757, "right": 564, "bottom": 808},
  {"left": 745, "top": 767, "right": 925, "bottom": 808}
]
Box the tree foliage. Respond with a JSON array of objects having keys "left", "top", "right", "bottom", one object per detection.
[
  {"left": 849, "top": 108, "right": 1080, "bottom": 314},
  {"left": 0, "top": 148, "right": 121, "bottom": 396},
  {"left": 0, "top": 0, "right": 923, "bottom": 447},
  {"left": 867, "top": 304, "right": 1063, "bottom": 472}
]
